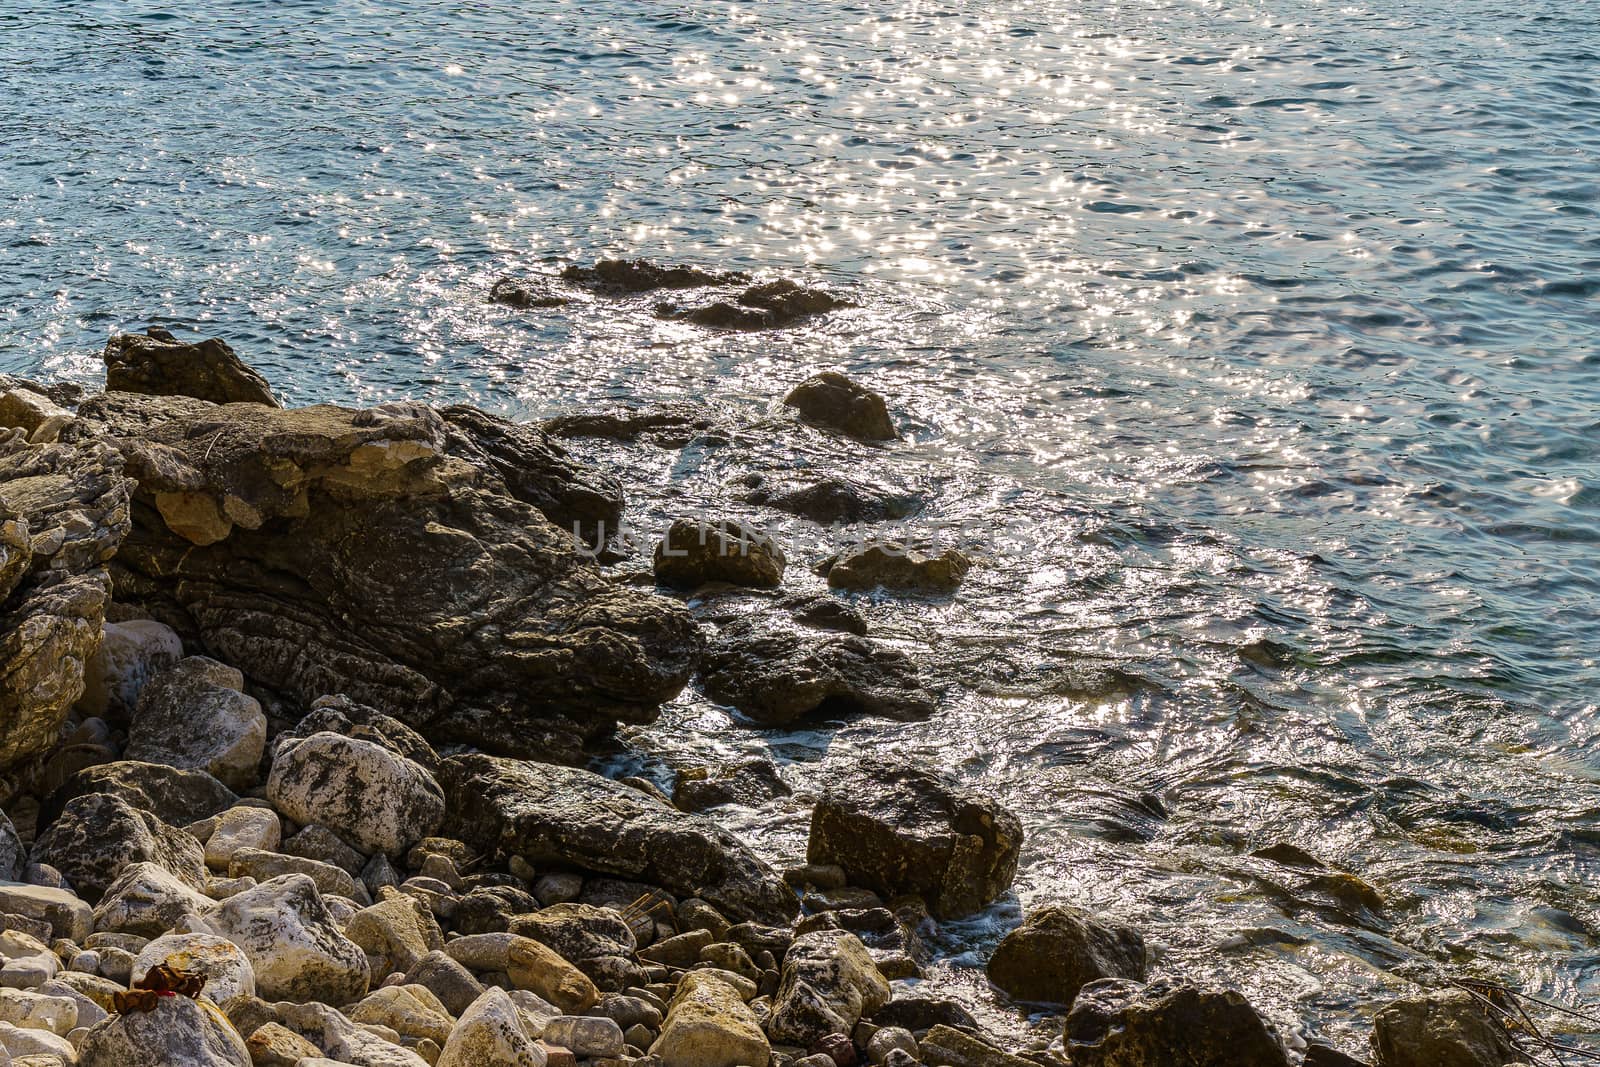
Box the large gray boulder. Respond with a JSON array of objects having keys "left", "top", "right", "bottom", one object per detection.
[
  {"left": 807, "top": 759, "right": 1021, "bottom": 919},
  {"left": 31, "top": 792, "right": 206, "bottom": 902},
  {"left": 209, "top": 874, "right": 370, "bottom": 1004},
  {"left": 1065, "top": 978, "right": 1289, "bottom": 1067},
  {"left": 125, "top": 656, "right": 266, "bottom": 790},
  {"left": 440, "top": 754, "right": 797, "bottom": 925},
  {"left": 267, "top": 730, "right": 444, "bottom": 856},
  {"left": 768, "top": 929, "right": 891, "bottom": 1046},
  {"left": 40, "top": 760, "right": 237, "bottom": 831}
]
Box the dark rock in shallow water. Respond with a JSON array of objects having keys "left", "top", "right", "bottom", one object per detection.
[
  {"left": 562, "top": 258, "right": 750, "bottom": 294},
  {"left": 1065, "top": 978, "right": 1289, "bottom": 1067},
  {"left": 653, "top": 518, "right": 787, "bottom": 590},
  {"left": 868, "top": 995, "right": 979, "bottom": 1035},
  {"left": 32, "top": 791, "right": 206, "bottom": 902},
  {"left": 783, "top": 372, "right": 898, "bottom": 442},
  {"left": 986, "top": 904, "right": 1146, "bottom": 1006},
  {"left": 674, "top": 757, "right": 792, "bottom": 812},
  {"left": 820, "top": 543, "right": 971, "bottom": 593},
  {"left": 439, "top": 753, "right": 798, "bottom": 925},
  {"left": 784, "top": 593, "right": 869, "bottom": 636},
  {"left": 1303, "top": 1044, "right": 1371, "bottom": 1067},
  {"left": 542, "top": 403, "right": 728, "bottom": 449},
  {"left": 103, "top": 328, "right": 278, "bottom": 407},
  {"left": 744, "top": 475, "right": 919, "bottom": 526},
  {"left": 700, "top": 618, "right": 933, "bottom": 726},
  {"left": 40, "top": 760, "right": 237, "bottom": 831},
  {"left": 807, "top": 758, "right": 1021, "bottom": 920},
  {"left": 74, "top": 390, "right": 699, "bottom": 761},
  {"left": 1371, "top": 989, "right": 1523, "bottom": 1067},
  {"left": 490, "top": 275, "right": 572, "bottom": 309},
  {"left": 659, "top": 279, "right": 856, "bottom": 331}
]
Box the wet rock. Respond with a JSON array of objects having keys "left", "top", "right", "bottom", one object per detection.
[
  {"left": 650, "top": 971, "right": 769, "bottom": 1067},
  {"left": 768, "top": 930, "right": 891, "bottom": 1047},
  {"left": 78, "top": 389, "right": 698, "bottom": 760},
  {"left": 491, "top": 275, "right": 573, "bottom": 309},
  {"left": 674, "top": 758, "right": 792, "bottom": 813},
  {"left": 0, "top": 884, "right": 91, "bottom": 943},
  {"left": 808, "top": 759, "right": 1021, "bottom": 920},
  {"left": 437, "top": 986, "right": 546, "bottom": 1067},
  {"left": 1304, "top": 1044, "right": 1371, "bottom": 1067},
  {"left": 794, "top": 908, "right": 924, "bottom": 980},
  {"left": 125, "top": 656, "right": 267, "bottom": 790},
  {"left": 782, "top": 373, "right": 897, "bottom": 442},
  {"left": 209, "top": 874, "right": 370, "bottom": 1004},
  {"left": 986, "top": 905, "right": 1145, "bottom": 1006},
  {"left": 561, "top": 260, "right": 749, "bottom": 295},
  {"left": 132, "top": 931, "right": 256, "bottom": 1003},
  {"left": 32, "top": 792, "right": 206, "bottom": 902},
  {"left": 91, "top": 861, "right": 215, "bottom": 937},
  {"left": 700, "top": 618, "right": 933, "bottom": 727},
  {"left": 744, "top": 476, "right": 918, "bottom": 526},
  {"left": 1065, "top": 978, "right": 1289, "bottom": 1067},
  {"left": 653, "top": 519, "right": 786, "bottom": 590},
  {"left": 103, "top": 328, "right": 278, "bottom": 407},
  {"left": 541, "top": 403, "right": 729, "bottom": 449},
  {"left": 821, "top": 544, "right": 971, "bottom": 594},
  {"left": 76, "top": 617, "right": 184, "bottom": 720},
  {"left": 268, "top": 731, "right": 445, "bottom": 857},
  {"left": 0, "top": 430, "right": 132, "bottom": 769},
  {"left": 1371, "top": 988, "right": 1522, "bottom": 1067},
  {"left": 40, "top": 760, "right": 237, "bottom": 832},
  {"left": 783, "top": 594, "right": 869, "bottom": 636},
  {"left": 661, "top": 280, "right": 855, "bottom": 331},
  {"left": 346, "top": 895, "right": 444, "bottom": 977},
  {"left": 440, "top": 755, "right": 797, "bottom": 925}
]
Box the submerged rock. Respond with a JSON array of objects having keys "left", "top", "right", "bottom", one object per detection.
[
  {"left": 561, "top": 259, "right": 750, "bottom": 294},
  {"left": 653, "top": 518, "right": 787, "bottom": 590},
  {"left": 807, "top": 759, "right": 1021, "bottom": 920},
  {"left": 986, "top": 905, "right": 1146, "bottom": 1006},
  {"left": 541, "top": 402, "right": 728, "bottom": 449},
  {"left": 491, "top": 275, "right": 572, "bottom": 309},
  {"left": 1065, "top": 978, "right": 1289, "bottom": 1067},
  {"left": 743, "top": 475, "right": 918, "bottom": 526},
  {"left": 701, "top": 618, "right": 933, "bottom": 726},
  {"left": 660, "top": 279, "right": 856, "bottom": 331},
  {"left": 674, "top": 757, "right": 792, "bottom": 813},
  {"left": 782, "top": 372, "right": 897, "bottom": 441},
  {"left": 103, "top": 327, "right": 278, "bottom": 407},
  {"left": 821, "top": 543, "right": 971, "bottom": 594},
  {"left": 1370, "top": 988, "right": 1523, "bottom": 1067},
  {"left": 440, "top": 754, "right": 798, "bottom": 925}
]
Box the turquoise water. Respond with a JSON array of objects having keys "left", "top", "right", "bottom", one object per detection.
[{"left": 4, "top": 0, "right": 1600, "bottom": 1052}]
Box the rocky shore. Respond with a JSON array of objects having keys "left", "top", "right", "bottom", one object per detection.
[{"left": 0, "top": 264, "right": 1534, "bottom": 1067}]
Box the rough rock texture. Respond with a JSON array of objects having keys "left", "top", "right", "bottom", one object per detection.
[
  {"left": 103, "top": 328, "right": 278, "bottom": 407},
  {"left": 509, "top": 903, "right": 636, "bottom": 967},
  {"left": 1304, "top": 1044, "right": 1373, "bottom": 1067},
  {"left": 782, "top": 372, "right": 897, "bottom": 441},
  {"left": 0, "top": 815, "right": 20, "bottom": 883},
  {"left": 277, "top": 999, "right": 431, "bottom": 1066},
  {"left": 653, "top": 518, "right": 786, "bottom": 590},
  {"left": 651, "top": 971, "right": 769, "bottom": 1067},
  {"left": 986, "top": 905, "right": 1146, "bottom": 1006},
  {"left": 0, "top": 883, "right": 92, "bottom": 943},
  {"left": 441, "top": 754, "right": 797, "bottom": 925},
  {"left": 437, "top": 986, "right": 547, "bottom": 1067},
  {"left": 919, "top": 1025, "right": 1038, "bottom": 1067},
  {"left": 209, "top": 874, "right": 370, "bottom": 1004},
  {"left": 267, "top": 730, "right": 445, "bottom": 856},
  {"left": 133, "top": 932, "right": 257, "bottom": 1003},
  {"left": 445, "top": 932, "right": 599, "bottom": 1013},
  {"left": 284, "top": 694, "right": 441, "bottom": 772},
  {"left": 674, "top": 758, "right": 792, "bottom": 813},
  {"left": 491, "top": 275, "right": 572, "bottom": 309},
  {"left": 561, "top": 259, "right": 749, "bottom": 294},
  {"left": 769, "top": 930, "right": 892, "bottom": 1046},
  {"left": 41, "top": 760, "right": 237, "bottom": 830},
  {"left": 31, "top": 792, "right": 207, "bottom": 902},
  {"left": 807, "top": 759, "right": 1021, "bottom": 920},
  {"left": 1065, "top": 978, "right": 1289, "bottom": 1067},
  {"left": 743, "top": 476, "right": 918, "bottom": 526},
  {"left": 77, "top": 992, "right": 251, "bottom": 1067},
  {"left": 701, "top": 619, "right": 933, "bottom": 726},
  {"left": 1370, "top": 989, "right": 1524, "bottom": 1067},
  {"left": 822, "top": 543, "right": 971, "bottom": 594},
  {"left": 125, "top": 656, "right": 267, "bottom": 789},
  {"left": 92, "top": 861, "right": 215, "bottom": 937},
  {"left": 77, "top": 617, "right": 184, "bottom": 720},
  {"left": 542, "top": 403, "right": 728, "bottom": 449},
  {"left": 658, "top": 279, "right": 856, "bottom": 331},
  {"left": 76, "top": 390, "right": 699, "bottom": 761},
  {"left": 0, "top": 428, "right": 132, "bottom": 769}
]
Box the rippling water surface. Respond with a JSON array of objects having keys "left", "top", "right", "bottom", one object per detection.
[{"left": 5, "top": 0, "right": 1600, "bottom": 1054}]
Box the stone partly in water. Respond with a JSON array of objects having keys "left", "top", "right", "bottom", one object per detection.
[
  {"left": 700, "top": 618, "right": 934, "bottom": 727},
  {"left": 650, "top": 970, "right": 770, "bottom": 1067},
  {"left": 653, "top": 518, "right": 787, "bottom": 590},
  {"left": 491, "top": 275, "right": 572, "bottom": 309},
  {"left": 821, "top": 543, "right": 972, "bottom": 594},
  {"left": 1370, "top": 989, "right": 1523, "bottom": 1067},
  {"left": 986, "top": 905, "right": 1146, "bottom": 1006},
  {"left": 782, "top": 372, "right": 898, "bottom": 442},
  {"left": 660, "top": 279, "right": 856, "bottom": 332},
  {"left": 31, "top": 792, "right": 207, "bottom": 902},
  {"left": 77, "top": 388, "right": 699, "bottom": 762},
  {"left": 673, "top": 758, "right": 792, "bottom": 813},
  {"left": 267, "top": 730, "right": 445, "bottom": 856},
  {"left": 102, "top": 327, "right": 279, "bottom": 407},
  {"left": 808, "top": 759, "right": 1021, "bottom": 920},
  {"left": 561, "top": 259, "right": 750, "bottom": 294},
  {"left": 440, "top": 754, "right": 798, "bottom": 925},
  {"left": 1065, "top": 978, "right": 1289, "bottom": 1067},
  {"left": 742, "top": 475, "right": 919, "bottom": 526}
]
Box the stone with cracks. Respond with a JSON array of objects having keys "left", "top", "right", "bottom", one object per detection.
[
  {"left": 653, "top": 518, "right": 786, "bottom": 590},
  {"left": 102, "top": 328, "right": 278, "bottom": 407},
  {"left": 1371, "top": 989, "right": 1524, "bottom": 1067},
  {"left": 31, "top": 792, "right": 206, "bottom": 903},
  {"left": 768, "top": 930, "right": 891, "bottom": 1047},
  {"left": 268, "top": 731, "right": 445, "bottom": 857},
  {"left": 1065, "top": 978, "right": 1289, "bottom": 1067},
  {"left": 437, "top": 987, "right": 548, "bottom": 1067},
  {"left": 650, "top": 971, "right": 769, "bottom": 1067},
  {"left": 125, "top": 655, "right": 267, "bottom": 790},
  {"left": 76, "top": 992, "right": 251, "bottom": 1067},
  {"left": 986, "top": 905, "right": 1146, "bottom": 1006},
  {"left": 208, "top": 874, "right": 370, "bottom": 1004},
  {"left": 40, "top": 760, "right": 237, "bottom": 831}
]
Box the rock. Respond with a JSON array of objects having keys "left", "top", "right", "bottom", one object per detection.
[
  {"left": 1065, "top": 978, "right": 1289, "bottom": 1067},
  {"left": 0, "top": 387, "right": 71, "bottom": 438},
  {"left": 593, "top": 994, "right": 662, "bottom": 1032},
  {"left": 346, "top": 896, "right": 444, "bottom": 976},
  {"left": 0, "top": 930, "right": 56, "bottom": 989},
  {"left": 348, "top": 984, "right": 454, "bottom": 1045},
  {"left": 31, "top": 792, "right": 206, "bottom": 902},
  {"left": 455, "top": 885, "right": 541, "bottom": 935},
  {"left": 542, "top": 1016, "right": 625, "bottom": 1058},
  {"left": 807, "top": 759, "right": 1020, "bottom": 920},
  {"left": 985, "top": 905, "right": 1145, "bottom": 1006},
  {"left": 653, "top": 519, "right": 785, "bottom": 590},
  {"left": 560, "top": 260, "right": 749, "bottom": 294},
  {"left": 0, "top": 885, "right": 90, "bottom": 943},
  {"left": 821, "top": 544, "right": 970, "bottom": 594},
  {"left": 443, "top": 934, "right": 597, "bottom": 1015},
  {"left": 228, "top": 849, "right": 361, "bottom": 901},
  {"left": 102, "top": 328, "right": 278, "bottom": 407},
  {"left": 743, "top": 477, "right": 916, "bottom": 526},
  {"left": 287, "top": 695, "right": 442, "bottom": 773},
  {"left": 1370, "top": 989, "right": 1522, "bottom": 1067},
  {"left": 125, "top": 656, "right": 267, "bottom": 789},
  {"left": 1304, "top": 1045, "right": 1371, "bottom": 1067},
  {"left": 781, "top": 373, "right": 896, "bottom": 442},
  {"left": 204, "top": 806, "right": 283, "bottom": 870},
  {"left": 41, "top": 761, "right": 237, "bottom": 831},
  {"left": 533, "top": 874, "right": 582, "bottom": 907},
  {"left": 91, "top": 861, "right": 215, "bottom": 937},
  {"left": 440, "top": 755, "right": 796, "bottom": 926},
  {"left": 919, "top": 1026, "right": 1035, "bottom": 1067},
  {"left": 268, "top": 731, "right": 445, "bottom": 857},
  {"left": 768, "top": 931, "right": 890, "bottom": 1046},
  {"left": 209, "top": 874, "right": 369, "bottom": 1004},
  {"left": 405, "top": 950, "right": 485, "bottom": 1017},
  {"left": 0, "top": 1018, "right": 77, "bottom": 1060},
  {"left": 491, "top": 276, "right": 572, "bottom": 310},
  {"left": 0, "top": 987, "right": 75, "bottom": 1034},
  {"left": 283, "top": 824, "right": 369, "bottom": 879},
  {"left": 437, "top": 986, "right": 546, "bottom": 1067},
  {"left": 660, "top": 279, "right": 855, "bottom": 332},
  {"left": 508, "top": 904, "right": 636, "bottom": 967},
  {"left": 866, "top": 1027, "right": 917, "bottom": 1066},
  {"left": 76, "top": 618, "right": 184, "bottom": 719},
  {"left": 275, "top": 999, "right": 431, "bottom": 1066},
  {"left": 702, "top": 619, "right": 932, "bottom": 727},
  {"left": 0, "top": 430, "right": 132, "bottom": 769},
  {"left": 673, "top": 759, "right": 791, "bottom": 813},
  {"left": 74, "top": 989, "right": 248, "bottom": 1065},
  {"left": 639, "top": 929, "right": 712, "bottom": 969},
  {"left": 650, "top": 971, "right": 769, "bottom": 1067},
  {"left": 541, "top": 404, "right": 727, "bottom": 449},
  {"left": 132, "top": 932, "right": 256, "bottom": 1003},
  {"left": 0, "top": 820, "right": 19, "bottom": 885},
  {"left": 245, "top": 1021, "right": 323, "bottom": 1066},
  {"left": 77, "top": 390, "right": 697, "bottom": 762},
  {"left": 783, "top": 595, "right": 869, "bottom": 636}
]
